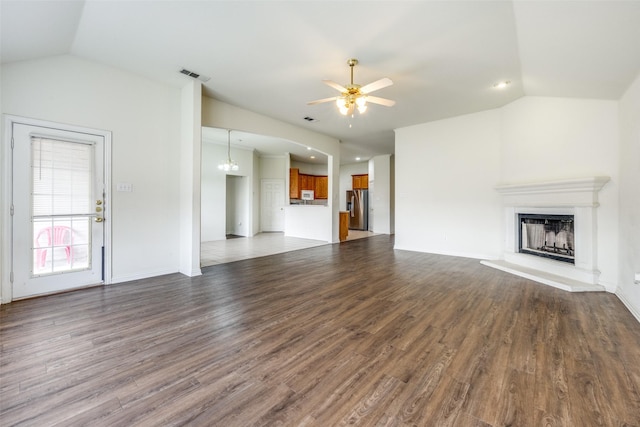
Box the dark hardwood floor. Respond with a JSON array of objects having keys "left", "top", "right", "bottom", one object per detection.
[{"left": 1, "top": 235, "right": 639, "bottom": 426}]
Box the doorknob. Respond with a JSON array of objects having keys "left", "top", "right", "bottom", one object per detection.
[{"left": 95, "top": 217, "right": 104, "bottom": 223}]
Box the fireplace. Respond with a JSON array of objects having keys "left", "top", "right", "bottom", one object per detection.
[
  {"left": 518, "top": 214, "right": 575, "bottom": 264},
  {"left": 482, "top": 177, "right": 609, "bottom": 292}
]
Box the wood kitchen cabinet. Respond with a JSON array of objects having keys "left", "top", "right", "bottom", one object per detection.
[
  {"left": 289, "top": 168, "right": 299, "bottom": 199},
  {"left": 300, "top": 174, "right": 314, "bottom": 192},
  {"left": 352, "top": 174, "right": 368, "bottom": 190},
  {"left": 315, "top": 176, "right": 328, "bottom": 199},
  {"left": 289, "top": 169, "right": 328, "bottom": 199},
  {"left": 339, "top": 211, "right": 349, "bottom": 241}
]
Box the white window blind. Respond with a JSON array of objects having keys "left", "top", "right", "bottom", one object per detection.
[{"left": 31, "top": 137, "right": 94, "bottom": 217}]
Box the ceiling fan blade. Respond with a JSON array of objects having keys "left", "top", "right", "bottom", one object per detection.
[
  {"left": 322, "top": 79, "right": 347, "bottom": 93},
  {"left": 307, "top": 96, "right": 339, "bottom": 105},
  {"left": 366, "top": 96, "right": 396, "bottom": 107},
  {"left": 360, "top": 77, "right": 393, "bottom": 94}
]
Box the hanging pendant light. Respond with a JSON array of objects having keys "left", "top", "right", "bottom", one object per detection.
[{"left": 218, "top": 129, "right": 239, "bottom": 172}]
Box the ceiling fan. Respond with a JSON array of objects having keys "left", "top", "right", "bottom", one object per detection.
[{"left": 308, "top": 58, "right": 395, "bottom": 116}]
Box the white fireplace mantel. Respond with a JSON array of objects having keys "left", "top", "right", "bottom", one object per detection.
[
  {"left": 482, "top": 176, "right": 610, "bottom": 292},
  {"left": 494, "top": 176, "right": 610, "bottom": 207}
]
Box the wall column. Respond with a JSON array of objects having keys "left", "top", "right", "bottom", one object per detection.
[{"left": 179, "top": 81, "right": 202, "bottom": 276}]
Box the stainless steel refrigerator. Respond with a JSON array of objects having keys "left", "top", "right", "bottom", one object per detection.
[{"left": 346, "top": 189, "right": 368, "bottom": 230}]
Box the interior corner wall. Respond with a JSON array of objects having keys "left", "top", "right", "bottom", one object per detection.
[
  {"left": 395, "top": 109, "right": 503, "bottom": 259},
  {"left": 1, "top": 54, "right": 182, "bottom": 288},
  {"left": 395, "top": 96, "right": 621, "bottom": 294},
  {"left": 500, "top": 97, "right": 619, "bottom": 290},
  {"left": 618, "top": 73, "right": 640, "bottom": 321}
]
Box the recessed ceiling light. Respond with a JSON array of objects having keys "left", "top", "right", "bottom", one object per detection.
[
  {"left": 355, "top": 157, "right": 361, "bottom": 161},
  {"left": 310, "top": 155, "right": 316, "bottom": 159},
  {"left": 307, "top": 147, "right": 312, "bottom": 150},
  {"left": 493, "top": 80, "right": 511, "bottom": 89}
]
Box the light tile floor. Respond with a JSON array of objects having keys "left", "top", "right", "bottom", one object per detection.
[{"left": 201, "top": 230, "right": 376, "bottom": 267}]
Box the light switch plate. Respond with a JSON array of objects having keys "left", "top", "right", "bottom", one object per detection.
[{"left": 117, "top": 183, "right": 133, "bottom": 192}]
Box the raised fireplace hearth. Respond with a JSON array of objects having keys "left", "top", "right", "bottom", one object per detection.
[{"left": 482, "top": 177, "right": 609, "bottom": 292}]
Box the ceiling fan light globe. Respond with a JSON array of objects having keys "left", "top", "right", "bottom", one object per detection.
[
  {"left": 356, "top": 96, "right": 367, "bottom": 107},
  {"left": 357, "top": 105, "right": 367, "bottom": 114}
]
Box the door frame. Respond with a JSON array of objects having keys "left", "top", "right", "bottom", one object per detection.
[{"left": 1, "top": 115, "right": 112, "bottom": 303}]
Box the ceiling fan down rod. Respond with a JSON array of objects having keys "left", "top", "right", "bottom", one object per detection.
[{"left": 347, "top": 58, "right": 358, "bottom": 86}]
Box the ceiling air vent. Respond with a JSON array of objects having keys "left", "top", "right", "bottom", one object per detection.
[{"left": 179, "top": 68, "right": 210, "bottom": 82}]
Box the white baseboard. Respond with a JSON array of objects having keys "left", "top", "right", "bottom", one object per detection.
[
  {"left": 392, "top": 244, "right": 497, "bottom": 261},
  {"left": 110, "top": 268, "right": 180, "bottom": 284},
  {"left": 616, "top": 289, "right": 640, "bottom": 324},
  {"left": 180, "top": 268, "right": 202, "bottom": 277}
]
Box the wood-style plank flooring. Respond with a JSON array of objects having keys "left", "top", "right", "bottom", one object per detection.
[{"left": 2, "top": 235, "right": 640, "bottom": 426}]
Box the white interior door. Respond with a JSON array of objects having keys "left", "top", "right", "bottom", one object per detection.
[
  {"left": 11, "top": 122, "right": 106, "bottom": 299},
  {"left": 261, "top": 179, "right": 285, "bottom": 232}
]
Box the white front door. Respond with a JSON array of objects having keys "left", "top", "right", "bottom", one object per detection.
[
  {"left": 10, "top": 121, "right": 107, "bottom": 299},
  {"left": 261, "top": 179, "right": 285, "bottom": 232}
]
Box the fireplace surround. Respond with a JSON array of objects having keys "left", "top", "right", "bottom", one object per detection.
[{"left": 482, "top": 177, "right": 610, "bottom": 292}]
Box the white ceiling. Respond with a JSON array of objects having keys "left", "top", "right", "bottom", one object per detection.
[{"left": 2, "top": 1, "right": 640, "bottom": 164}]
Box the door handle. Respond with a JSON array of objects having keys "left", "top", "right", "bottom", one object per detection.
[{"left": 95, "top": 217, "right": 104, "bottom": 223}]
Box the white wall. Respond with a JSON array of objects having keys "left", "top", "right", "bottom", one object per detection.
[
  {"left": 284, "top": 206, "right": 331, "bottom": 241},
  {"left": 292, "top": 160, "right": 328, "bottom": 176},
  {"left": 261, "top": 156, "right": 286, "bottom": 180},
  {"left": 395, "top": 96, "right": 622, "bottom": 293},
  {"left": 369, "top": 155, "right": 393, "bottom": 234},
  {"left": 226, "top": 175, "right": 249, "bottom": 236},
  {"left": 501, "top": 97, "right": 619, "bottom": 290},
  {"left": 252, "top": 150, "right": 260, "bottom": 236},
  {"left": 618, "top": 73, "right": 640, "bottom": 321},
  {"left": 395, "top": 109, "right": 503, "bottom": 259},
  {"left": 200, "top": 142, "right": 256, "bottom": 241},
  {"left": 179, "top": 81, "right": 202, "bottom": 277},
  {"left": 1, "top": 55, "right": 182, "bottom": 292},
  {"left": 201, "top": 142, "right": 226, "bottom": 241}
]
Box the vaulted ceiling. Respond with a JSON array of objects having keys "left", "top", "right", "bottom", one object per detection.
[{"left": 2, "top": 1, "right": 640, "bottom": 164}]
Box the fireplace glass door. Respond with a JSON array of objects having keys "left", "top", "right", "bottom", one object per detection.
[{"left": 518, "top": 214, "right": 575, "bottom": 264}]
